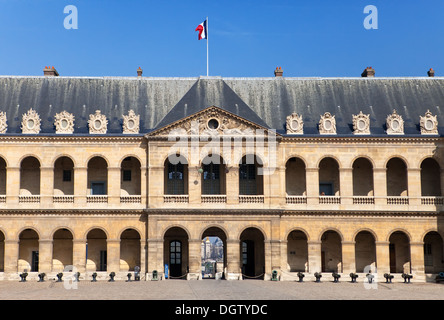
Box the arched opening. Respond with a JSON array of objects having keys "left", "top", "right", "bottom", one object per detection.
[
  {"left": 164, "top": 227, "right": 189, "bottom": 279},
  {"left": 321, "top": 230, "right": 342, "bottom": 272},
  {"left": 386, "top": 158, "right": 408, "bottom": 196},
  {"left": 54, "top": 157, "right": 74, "bottom": 196},
  {"left": 318, "top": 158, "right": 340, "bottom": 196},
  {"left": 201, "top": 155, "right": 226, "bottom": 195},
  {"left": 287, "top": 230, "right": 308, "bottom": 272},
  {"left": 352, "top": 158, "right": 374, "bottom": 196},
  {"left": 20, "top": 157, "right": 40, "bottom": 195},
  {"left": 120, "top": 157, "right": 141, "bottom": 196},
  {"left": 0, "top": 157, "right": 6, "bottom": 196},
  {"left": 389, "top": 231, "right": 411, "bottom": 273},
  {"left": 285, "top": 157, "right": 306, "bottom": 196},
  {"left": 239, "top": 155, "right": 263, "bottom": 195},
  {"left": 354, "top": 231, "right": 376, "bottom": 272},
  {"left": 423, "top": 231, "right": 444, "bottom": 274},
  {"left": 87, "top": 157, "right": 108, "bottom": 195},
  {"left": 86, "top": 229, "right": 107, "bottom": 272},
  {"left": 240, "top": 227, "right": 265, "bottom": 279},
  {"left": 52, "top": 229, "right": 73, "bottom": 272},
  {"left": 421, "top": 158, "right": 441, "bottom": 196},
  {"left": 18, "top": 229, "right": 39, "bottom": 272},
  {"left": 201, "top": 227, "right": 226, "bottom": 279},
  {"left": 164, "top": 155, "right": 188, "bottom": 195},
  {"left": 0, "top": 231, "right": 4, "bottom": 272},
  {"left": 120, "top": 229, "right": 141, "bottom": 271}
]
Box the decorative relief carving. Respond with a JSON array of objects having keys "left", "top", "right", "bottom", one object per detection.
[
  {"left": 54, "top": 111, "right": 75, "bottom": 134},
  {"left": 386, "top": 109, "right": 404, "bottom": 135},
  {"left": 420, "top": 110, "right": 438, "bottom": 135},
  {"left": 88, "top": 110, "right": 108, "bottom": 134},
  {"left": 319, "top": 112, "right": 336, "bottom": 135},
  {"left": 352, "top": 111, "right": 370, "bottom": 135},
  {"left": 122, "top": 109, "right": 140, "bottom": 134},
  {"left": 21, "top": 108, "right": 41, "bottom": 134},
  {"left": 286, "top": 113, "right": 303, "bottom": 135},
  {"left": 0, "top": 112, "right": 7, "bottom": 134}
]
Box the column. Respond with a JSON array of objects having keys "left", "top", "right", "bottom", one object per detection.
[
  {"left": 341, "top": 241, "right": 356, "bottom": 274},
  {"left": 6, "top": 167, "right": 20, "bottom": 204},
  {"left": 226, "top": 239, "right": 241, "bottom": 279},
  {"left": 139, "top": 239, "right": 147, "bottom": 275},
  {"left": 373, "top": 168, "right": 387, "bottom": 206},
  {"left": 73, "top": 166, "right": 87, "bottom": 206},
  {"left": 140, "top": 166, "right": 147, "bottom": 206},
  {"left": 307, "top": 240, "right": 322, "bottom": 273},
  {"left": 106, "top": 239, "right": 120, "bottom": 273},
  {"left": 410, "top": 241, "right": 425, "bottom": 281},
  {"left": 72, "top": 239, "right": 87, "bottom": 274},
  {"left": 339, "top": 168, "right": 353, "bottom": 205},
  {"left": 188, "top": 239, "right": 201, "bottom": 280},
  {"left": 40, "top": 167, "right": 54, "bottom": 206},
  {"left": 3, "top": 240, "right": 19, "bottom": 273},
  {"left": 38, "top": 239, "right": 53, "bottom": 273},
  {"left": 108, "top": 167, "right": 121, "bottom": 205},
  {"left": 226, "top": 165, "right": 239, "bottom": 204},
  {"left": 407, "top": 168, "right": 422, "bottom": 206},
  {"left": 375, "top": 241, "right": 390, "bottom": 275},
  {"left": 306, "top": 167, "right": 319, "bottom": 205},
  {"left": 147, "top": 238, "right": 163, "bottom": 279}
]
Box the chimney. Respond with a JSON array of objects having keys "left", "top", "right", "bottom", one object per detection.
[
  {"left": 428, "top": 68, "right": 435, "bottom": 77},
  {"left": 274, "top": 67, "right": 283, "bottom": 77},
  {"left": 361, "top": 67, "right": 375, "bottom": 77},
  {"left": 137, "top": 67, "right": 143, "bottom": 77},
  {"left": 44, "top": 66, "right": 59, "bottom": 77}
]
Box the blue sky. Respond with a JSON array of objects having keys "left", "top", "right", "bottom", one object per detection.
[{"left": 0, "top": 0, "right": 442, "bottom": 78}]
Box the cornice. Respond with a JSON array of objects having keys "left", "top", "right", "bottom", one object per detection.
[
  {"left": 0, "top": 209, "right": 145, "bottom": 216},
  {"left": 281, "top": 135, "right": 442, "bottom": 145},
  {"left": 0, "top": 135, "right": 145, "bottom": 144}
]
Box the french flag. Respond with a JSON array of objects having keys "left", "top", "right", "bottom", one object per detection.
[{"left": 195, "top": 20, "right": 207, "bottom": 40}]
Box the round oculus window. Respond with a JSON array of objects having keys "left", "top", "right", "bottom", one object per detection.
[
  {"left": 357, "top": 119, "right": 366, "bottom": 131},
  {"left": 425, "top": 119, "right": 434, "bottom": 131},
  {"left": 94, "top": 119, "right": 102, "bottom": 130},
  {"left": 391, "top": 119, "right": 399, "bottom": 130},
  {"left": 27, "top": 119, "right": 35, "bottom": 129},
  {"left": 60, "top": 119, "right": 69, "bottom": 129},
  {"left": 207, "top": 119, "right": 219, "bottom": 130},
  {"left": 291, "top": 119, "right": 299, "bottom": 131},
  {"left": 127, "top": 119, "right": 135, "bottom": 129},
  {"left": 324, "top": 119, "right": 332, "bottom": 130}
]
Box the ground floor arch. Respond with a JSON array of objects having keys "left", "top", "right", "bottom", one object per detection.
[
  {"left": 120, "top": 228, "right": 141, "bottom": 271},
  {"left": 321, "top": 230, "right": 342, "bottom": 273},
  {"left": 86, "top": 228, "right": 107, "bottom": 272},
  {"left": 287, "top": 230, "right": 308, "bottom": 272},
  {"left": 389, "top": 231, "right": 411, "bottom": 273},
  {"left": 201, "top": 226, "right": 226, "bottom": 279},
  {"left": 52, "top": 228, "right": 73, "bottom": 272},
  {"left": 240, "top": 227, "right": 265, "bottom": 279},
  {"left": 18, "top": 229, "right": 39, "bottom": 272},
  {"left": 423, "top": 231, "right": 444, "bottom": 274},
  {"left": 164, "top": 227, "right": 189, "bottom": 279},
  {"left": 354, "top": 231, "right": 376, "bottom": 272}
]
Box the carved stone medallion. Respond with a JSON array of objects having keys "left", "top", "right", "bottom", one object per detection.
[
  {"left": 21, "top": 108, "right": 41, "bottom": 134},
  {"left": 88, "top": 110, "right": 108, "bottom": 134},
  {"left": 386, "top": 109, "right": 404, "bottom": 135},
  {"left": 420, "top": 110, "right": 438, "bottom": 135},
  {"left": 319, "top": 112, "right": 336, "bottom": 135},
  {"left": 123, "top": 110, "right": 140, "bottom": 134},
  {"left": 352, "top": 111, "right": 370, "bottom": 135},
  {"left": 54, "top": 111, "right": 75, "bottom": 134},
  {"left": 0, "top": 112, "right": 7, "bottom": 134},
  {"left": 286, "top": 113, "right": 303, "bottom": 135}
]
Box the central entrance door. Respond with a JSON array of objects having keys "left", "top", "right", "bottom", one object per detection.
[{"left": 170, "top": 240, "right": 182, "bottom": 278}]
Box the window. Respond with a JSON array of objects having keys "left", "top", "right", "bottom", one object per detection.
[
  {"left": 319, "top": 183, "right": 333, "bottom": 196},
  {"left": 170, "top": 241, "right": 181, "bottom": 265},
  {"left": 123, "top": 170, "right": 131, "bottom": 182},
  {"left": 202, "top": 163, "right": 220, "bottom": 195},
  {"left": 239, "top": 163, "right": 257, "bottom": 195},
  {"left": 63, "top": 170, "right": 72, "bottom": 182},
  {"left": 91, "top": 182, "right": 106, "bottom": 195},
  {"left": 166, "top": 163, "right": 185, "bottom": 195}
]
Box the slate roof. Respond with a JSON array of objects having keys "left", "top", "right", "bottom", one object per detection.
[{"left": 0, "top": 75, "right": 443, "bottom": 136}]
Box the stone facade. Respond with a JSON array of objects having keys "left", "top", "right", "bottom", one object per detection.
[{"left": 0, "top": 73, "right": 443, "bottom": 283}]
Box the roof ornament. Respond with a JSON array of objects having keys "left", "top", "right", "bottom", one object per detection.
[
  {"left": 319, "top": 112, "right": 336, "bottom": 135},
  {"left": 88, "top": 110, "right": 108, "bottom": 134},
  {"left": 21, "top": 108, "right": 41, "bottom": 134},
  {"left": 0, "top": 112, "right": 7, "bottom": 134},
  {"left": 123, "top": 109, "right": 140, "bottom": 134},
  {"left": 420, "top": 110, "right": 438, "bottom": 135},
  {"left": 352, "top": 111, "right": 370, "bottom": 135},
  {"left": 386, "top": 109, "right": 404, "bottom": 135},
  {"left": 286, "top": 112, "right": 303, "bottom": 135},
  {"left": 54, "top": 111, "right": 75, "bottom": 134}
]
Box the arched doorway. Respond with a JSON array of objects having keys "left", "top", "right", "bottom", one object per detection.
[
  {"left": 18, "top": 229, "right": 39, "bottom": 272},
  {"left": 287, "top": 230, "right": 308, "bottom": 272},
  {"left": 20, "top": 157, "right": 40, "bottom": 196},
  {"left": 389, "top": 231, "right": 411, "bottom": 273},
  {"left": 285, "top": 157, "right": 306, "bottom": 196},
  {"left": 386, "top": 158, "right": 408, "bottom": 196},
  {"left": 240, "top": 227, "right": 265, "bottom": 279},
  {"left": 354, "top": 231, "right": 376, "bottom": 272},
  {"left": 321, "top": 230, "right": 342, "bottom": 272},
  {"left": 164, "top": 227, "right": 188, "bottom": 279},
  {"left": 86, "top": 228, "right": 107, "bottom": 272},
  {"left": 52, "top": 228, "right": 73, "bottom": 272},
  {"left": 54, "top": 157, "right": 74, "bottom": 196},
  {"left": 120, "top": 229, "right": 141, "bottom": 271},
  {"left": 423, "top": 231, "right": 444, "bottom": 274},
  {"left": 318, "top": 158, "right": 340, "bottom": 196},
  {"left": 352, "top": 158, "right": 374, "bottom": 196},
  {"left": 201, "top": 226, "right": 227, "bottom": 279}
]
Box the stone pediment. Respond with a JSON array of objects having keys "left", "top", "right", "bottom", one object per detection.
[{"left": 147, "top": 106, "right": 277, "bottom": 138}]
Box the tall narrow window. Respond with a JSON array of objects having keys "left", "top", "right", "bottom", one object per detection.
[
  {"left": 202, "top": 163, "right": 220, "bottom": 194},
  {"left": 167, "top": 162, "right": 185, "bottom": 195},
  {"left": 239, "top": 163, "right": 257, "bottom": 195}
]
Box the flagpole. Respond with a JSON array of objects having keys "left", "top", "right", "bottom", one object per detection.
[{"left": 206, "top": 16, "right": 209, "bottom": 77}]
